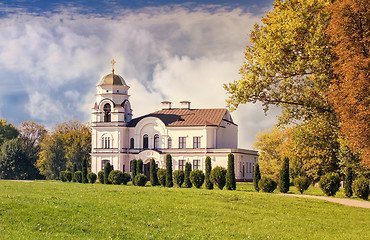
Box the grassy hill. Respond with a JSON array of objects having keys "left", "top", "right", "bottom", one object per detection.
[{"left": 0, "top": 180, "right": 368, "bottom": 239}]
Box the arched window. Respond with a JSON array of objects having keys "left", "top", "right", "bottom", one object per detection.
[
  {"left": 168, "top": 137, "right": 172, "bottom": 149},
  {"left": 130, "top": 138, "right": 134, "bottom": 149},
  {"left": 143, "top": 134, "right": 149, "bottom": 149},
  {"left": 102, "top": 136, "right": 110, "bottom": 149},
  {"left": 154, "top": 134, "right": 159, "bottom": 149},
  {"left": 103, "top": 103, "right": 111, "bottom": 122}
]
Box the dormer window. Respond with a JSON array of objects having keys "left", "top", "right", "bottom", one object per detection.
[
  {"left": 143, "top": 134, "right": 149, "bottom": 149},
  {"left": 103, "top": 103, "right": 111, "bottom": 122},
  {"left": 154, "top": 134, "right": 159, "bottom": 149}
]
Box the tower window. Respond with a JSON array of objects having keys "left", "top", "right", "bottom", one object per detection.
[
  {"left": 101, "top": 160, "right": 110, "bottom": 170},
  {"left": 130, "top": 138, "right": 134, "bottom": 149},
  {"left": 168, "top": 137, "right": 172, "bottom": 149},
  {"left": 154, "top": 134, "right": 159, "bottom": 149},
  {"left": 103, "top": 103, "right": 111, "bottom": 122},
  {"left": 102, "top": 136, "right": 111, "bottom": 149},
  {"left": 143, "top": 134, "right": 149, "bottom": 149}
]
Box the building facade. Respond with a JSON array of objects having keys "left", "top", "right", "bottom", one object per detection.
[{"left": 91, "top": 68, "right": 258, "bottom": 181}]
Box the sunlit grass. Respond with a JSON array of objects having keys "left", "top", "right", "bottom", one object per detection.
[{"left": 0, "top": 180, "right": 368, "bottom": 239}]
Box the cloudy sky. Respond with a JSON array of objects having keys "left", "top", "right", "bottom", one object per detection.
[{"left": 0, "top": 0, "right": 279, "bottom": 149}]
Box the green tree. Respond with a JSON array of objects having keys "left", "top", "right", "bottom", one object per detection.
[
  {"left": 157, "top": 168, "right": 166, "bottom": 187},
  {"left": 344, "top": 165, "right": 353, "bottom": 198},
  {"left": 184, "top": 162, "right": 192, "bottom": 188},
  {"left": 131, "top": 159, "right": 137, "bottom": 185},
  {"left": 226, "top": 153, "right": 236, "bottom": 190},
  {"left": 210, "top": 166, "right": 227, "bottom": 190},
  {"left": 0, "top": 119, "right": 19, "bottom": 146},
  {"left": 81, "top": 158, "right": 88, "bottom": 183},
  {"left": 279, "top": 157, "right": 290, "bottom": 193},
  {"left": 137, "top": 159, "right": 143, "bottom": 175},
  {"left": 165, "top": 154, "right": 173, "bottom": 187},
  {"left": 150, "top": 159, "right": 158, "bottom": 186},
  {"left": 104, "top": 162, "right": 112, "bottom": 184},
  {"left": 253, "top": 163, "right": 261, "bottom": 192},
  {"left": 205, "top": 156, "right": 213, "bottom": 189}
]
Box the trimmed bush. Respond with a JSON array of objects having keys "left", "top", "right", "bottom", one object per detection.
[
  {"left": 344, "top": 166, "right": 353, "bottom": 198},
  {"left": 210, "top": 166, "right": 227, "bottom": 190},
  {"left": 81, "top": 158, "right": 88, "bottom": 184},
  {"left": 104, "top": 162, "right": 112, "bottom": 184},
  {"left": 137, "top": 159, "right": 143, "bottom": 175},
  {"left": 131, "top": 159, "right": 137, "bottom": 185},
  {"left": 259, "top": 177, "right": 277, "bottom": 193},
  {"left": 205, "top": 156, "right": 213, "bottom": 190},
  {"left": 294, "top": 176, "right": 310, "bottom": 194},
  {"left": 122, "top": 172, "right": 131, "bottom": 185},
  {"left": 279, "top": 157, "right": 290, "bottom": 193},
  {"left": 253, "top": 163, "right": 261, "bottom": 192},
  {"left": 184, "top": 162, "right": 192, "bottom": 188},
  {"left": 165, "top": 154, "right": 173, "bottom": 187},
  {"left": 352, "top": 177, "right": 369, "bottom": 200},
  {"left": 59, "top": 171, "right": 70, "bottom": 182},
  {"left": 135, "top": 174, "right": 147, "bottom": 186},
  {"left": 226, "top": 153, "right": 236, "bottom": 190},
  {"left": 74, "top": 171, "right": 82, "bottom": 183},
  {"left": 173, "top": 170, "right": 185, "bottom": 187},
  {"left": 108, "top": 170, "right": 124, "bottom": 185},
  {"left": 319, "top": 172, "right": 341, "bottom": 196},
  {"left": 150, "top": 159, "right": 158, "bottom": 186},
  {"left": 65, "top": 171, "right": 72, "bottom": 182},
  {"left": 87, "top": 172, "right": 97, "bottom": 184},
  {"left": 157, "top": 168, "right": 166, "bottom": 187},
  {"left": 190, "top": 169, "right": 205, "bottom": 188},
  {"left": 98, "top": 171, "right": 105, "bottom": 184}
]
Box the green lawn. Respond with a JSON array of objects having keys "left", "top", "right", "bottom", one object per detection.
[{"left": 0, "top": 180, "right": 368, "bottom": 239}]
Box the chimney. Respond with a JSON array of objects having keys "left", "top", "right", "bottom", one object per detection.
[
  {"left": 161, "top": 101, "right": 172, "bottom": 110},
  {"left": 180, "top": 100, "right": 191, "bottom": 109}
]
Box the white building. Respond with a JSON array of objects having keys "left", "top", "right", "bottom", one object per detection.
[{"left": 91, "top": 66, "right": 258, "bottom": 181}]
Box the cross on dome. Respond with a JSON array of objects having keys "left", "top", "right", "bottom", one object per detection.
[{"left": 110, "top": 59, "right": 116, "bottom": 74}]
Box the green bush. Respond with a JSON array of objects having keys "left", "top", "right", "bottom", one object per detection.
[
  {"left": 184, "top": 162, "right": 192, "bottom": 188},
  {"left": 59, "top": 171, "right": 68, "bottom": 182},
  {"left": 319, "top": 172, "right": 341, "bottom": 196},
  {"left": 81, "top": 158, "right": 88, "bottom": 184},
  {"left": 258, "top": 176, "right": 277, "bottom": 193},
  {"left": 352, "top": 177, "right": 369, "bottom": 200},
  {"left": 150, "top": 159, "right": 158, "bottom": 186},
  {"left": 294, "top": 176, "right": 310, "bottom": 194},
  {"left": 190, "top": 169, "right": 205, "bottom": 188},
  {"left": 87, "top": 172, "right": 97, "bottom": 184},
  {"left": 131, "top": 159, "right": 137, "bottom": 185},
  {"left": 173, "top": 170, "right": 185, "bottom": 187},
  {"left": 253, "top": 163, "right": 261, "bottom": 192},
  {"left": 279, "top": 157, "right": 290, "bottom": 193},
  {"left": 157, "top": 168, "right": 166, "bottom": 187},
  {"left": 98, "top": 171, "right": 105, "bottom": 184},
  {"left": 108, "top": 170, "right": 124, "bottom": 185},
  {"left": 122, "top": 172, "right": 131, "bottom": 185},
  {"left": 344, "top": 166, "right": 353, "bottom": 198},
  {"left": 74, "top": 171, "right": 82, "bottom": 183},
  {"left": 165, "top": 154, "right": 173, "bottom": 187},
  {"left": 65, "top": 171, "right": 72, "bottom": 182},
  {"left": 226, "top": 153, "right": 236, "bottom": 190},
  {"left": 205, "top": 156, "right": 213, "bottom": 190},
  {"left": 104, "top": 162, "right": 112, "bottom": 184},
  {"left": 135, "top": 174, "right": 147, "bottom": 186},
  {"left": 210, "top": 166, "right": 227, "bottom": 190}
]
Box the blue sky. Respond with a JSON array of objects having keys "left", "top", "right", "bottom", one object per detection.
[{"left": 0, "top": 0, "right": 278, "bottom": 148}]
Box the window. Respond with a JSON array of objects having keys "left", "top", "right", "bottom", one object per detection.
[
  {"left": 102, "top": 136, "right": 110, "bottom": 149},
  {"left": 179, "top": 137, "right": 186, "bottom": 149},
  {"left": 101, "top": 160, "right": 110, "bottom": 170},
  {"left": 193, "top": 137, "right": 201, "bottom": 149},
  {"left": 250, "top": 163, "right": 252, "bottom": 173},
  {"left": 143, "top": 134, "right": 149, "bottom": 149},
  {"left": 178, "top": 160, "right": 185, "bottom": 170},
  {"left": 154, "top": 134, "right": 159, "bottom": 149},
  {"left": 243, "top": 165, "right": 245, "bottom": 178},
  {"left": 168, "top": 137, "right": 172, "bottom": 149},
  {"left": 130, "top": 138, "right": 134, "bottom": 149},
  {"left": 193, "top": 159, "right": 200, "bottom": 170},
  {"left": 103, "top": 103, "right": 111, "bottom": 122}
]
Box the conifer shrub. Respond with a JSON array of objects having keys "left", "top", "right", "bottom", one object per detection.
[
  {"left": 122, "top": 172, "right": 131, "bottom": 185},
  {"left": 352, "top": 177, "right": 369, "bottom": 200},
  {"left": 205, "top": 156, "right": 213, "bottom": 190},
  {"left": 258, "top": 176, "right": 277, "bottom": 193},
  {"left": 319, "top": 172, "right": 341, "bottom": 196},
  {"left": 226, "top": 153, "right": 236, "bottom": 190},
  {"left": 81, "top": 158, "right": 88, "bottom": 183},
  {"left": 165, "top": 154, "right": 173, "bottom": 187},
  {"left": 253, "top": 163, "right": 261, "bottom": 192},
  {"left": 279, "top": 157, "right": 290, "bottom": 193},
  {"left": 74, "top": 171, "right": 82, "bottom": 183},
  {"left": 87, "top": 172, "right": 97, "bottom": 184},
  {"left": 104, "top": 162, "right": 112, "bottom": 184},
  {"left": 157, "top": 168, "right": 166, "bottom": 187},
  {"left": 65, "top": 171, "right": 72, "bottom": 182},
  {"left": 184, "top": 162, "right": 192, "bottom": 188},
  {"left": 137, "top": 159, "right": 143, "bottom": 175},
  {"left": 135, "top": 174, "right": 147, "bottom": 186},
  {"left": 150, "top": 159, "right": 158, "bottom": 186},
  {"left": 173, "top": 170, "right": 185, "bottom": 187},
  {"left": 294, "top": 176, "right": 310, "bottom": 194},
  {"left": 108, "top": 170, "right": 124, "bottom": 185},
  {"left": 344, "top": 166, "right": 353, "bottom": 198},
  {"left": 131, "top": 159, "right": 137, "bottom": 185},
  {"left": 98, "top": 171, "right": 104, "bottom": 184},
  {"left": 59, "top": 171, "right": 68, "bottom": 182},
  {"left": 190, "top": 169, "right": 205, "bottom": 188},
  {"left": 210, "top": 166, "right": 227, "bottom": 190}
]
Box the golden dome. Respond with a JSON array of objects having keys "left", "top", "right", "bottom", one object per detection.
[{"left": 98, "top": 73, "right": 127, "bottom": 86}]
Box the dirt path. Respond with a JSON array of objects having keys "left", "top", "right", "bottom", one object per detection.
[{"left": 278, "top": 194, "right": 370, "bottom": 209}]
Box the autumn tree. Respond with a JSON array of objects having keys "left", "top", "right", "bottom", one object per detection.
[
  {"left": 327, "top": 0, "right": 370, "bottom": 166},
  {"left": 0, "top": 119, "right": 18, "bottom": 145}
]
